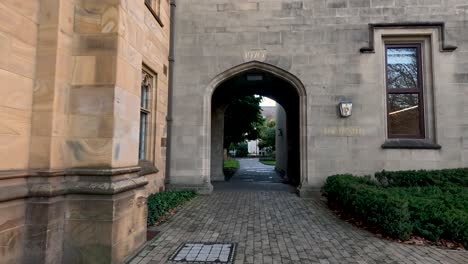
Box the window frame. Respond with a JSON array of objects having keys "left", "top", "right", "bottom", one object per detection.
[
  {"left": 385, "top": 43, "right": 426, "bottom": 139},
  {"left": 139, "top": 67, "right": 157, "bottom": 162},
  {"left": 145, "top": 0, "right": 164, "bottom": 27}
]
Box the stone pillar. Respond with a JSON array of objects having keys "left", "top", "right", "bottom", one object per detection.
[
  {"left": 0, "top": 0, "right": 39, "bottom": 262},
  {"left": 210, "top": 105, "right": 226, "bottom": 182},
  {"left": 23, "top": 0, "right": 73, "bottom": 262},
  {"left": 22, "top": 196, "right": 66, "bottom": 264},
  {"left": 22, "top": 0, "right": 149, "bottom": 263},
  {"left": 286, "top": 105, "right": 300, "bottom": 186},
  {"left": 275, "top": 105, "right": 288, "bottom": 178},
  {"left": 62, "top": 169, "right": 147, "bottom": 264}
]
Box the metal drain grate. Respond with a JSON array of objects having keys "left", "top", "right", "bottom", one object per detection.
[{"left": 169, "top": 242, "right": 236, "bottom": 263}]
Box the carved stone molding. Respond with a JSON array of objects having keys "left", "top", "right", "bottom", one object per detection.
[
  {"left": 360, "top": 22, "right": 457, "bottom": 53},
  {"left": 0, "top": 166, "right": 141, "bottom": 179},
  {"left": 0, "top": 166, "right": 147, "bottom": 202}
]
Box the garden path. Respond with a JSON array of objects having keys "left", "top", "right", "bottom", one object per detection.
[
  {"left": 214, "top": 158, "right": 294, "bottom": 192},
  {"left": 130, "top": 160, "right": 468, "bottom": 264}
]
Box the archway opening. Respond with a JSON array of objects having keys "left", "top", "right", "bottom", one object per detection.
[{"left": 210, "top": 67, "right": 303, "bottom": 189}]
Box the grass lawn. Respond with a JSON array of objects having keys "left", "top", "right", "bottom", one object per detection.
[
  {"left": 223, "top": 159, "right": 239, "bottom": 169},
  {"left": 223, "top": 159, "right": 239, "bottom": 180},
  {"left": 260, "top": 160, "right": 276, "bottom": 166}
]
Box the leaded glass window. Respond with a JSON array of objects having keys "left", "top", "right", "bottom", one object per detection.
[{"left": 139, "top": 70, "right": 153, "bottom": 160}]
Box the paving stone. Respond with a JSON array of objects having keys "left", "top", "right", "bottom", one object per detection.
[{"left": 130, "top": 160, "right": 468, "bottom": 264}]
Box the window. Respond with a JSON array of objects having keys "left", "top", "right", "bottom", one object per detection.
[
  {"left": 139, "top": 69, "right": 155, "bottom": 160},
  {"left": 385, "top": 44, "right": 425, "bottom": 139},
  {"left": 361, "top": 24, "right": 456, "bottom": 148},
  {"left": 145, "top": 0, "right": 163, "bottom": 26}
]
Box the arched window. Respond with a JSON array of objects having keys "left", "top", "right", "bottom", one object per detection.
[{"left": 139, "top": 68, "right": 156, "bottom": 160}]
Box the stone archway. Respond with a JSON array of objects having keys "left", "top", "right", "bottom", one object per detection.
[{"left": 203, "top": 61, "right": 308, "bottom": 192}]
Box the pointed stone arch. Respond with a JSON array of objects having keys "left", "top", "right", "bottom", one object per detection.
[
  {"left": 202, "top": 61, "right": 308, "bottom": 193},
  {"left": 205, "top": 61, "right": 307, "bottom": 97}
]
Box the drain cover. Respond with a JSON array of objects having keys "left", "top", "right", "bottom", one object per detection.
[{"left": 170, "top": 242, "right": 236, "bottom": 263}]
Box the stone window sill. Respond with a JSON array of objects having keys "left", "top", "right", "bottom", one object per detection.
[
  {"left": 381, "top": 139, "right": 441, "bottom": 150},
  {"left": 138, "top": 160, "right": 159, "bottom": 176}
]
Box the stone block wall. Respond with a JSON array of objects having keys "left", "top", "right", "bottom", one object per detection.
[
  {"left": 0, "top": 0, "right": 170, "bottom": 263},
  {"left": 117, "top": 0, "right": 170, "bottom": 193},
  {"left": 0, "top": 1, "right": 39, "bottom": 263},
  {"left": 169, "top": 0, "right": 468, "bottom": 190},
  {"left": 0, "top": 0, "right": 38, "bottom": 170}
]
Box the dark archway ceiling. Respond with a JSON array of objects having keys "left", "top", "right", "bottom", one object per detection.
[{"left": 212, "top": 70, "right": 300, "bottom": 112}]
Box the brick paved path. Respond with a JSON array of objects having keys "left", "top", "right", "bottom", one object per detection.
[
  {"left": 130, "top": 160, "right": 468, "bottom": 264},
  {"left": 215, "top": 158, "right": 294, "bottom": 192}
]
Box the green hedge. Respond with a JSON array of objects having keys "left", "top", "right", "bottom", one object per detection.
[
  {"left": 147, "top": 191, "right": 196, "bottom": 227},
  {"left": 323, "top": 175, "right": 412, "bottom": 240},
  {"left": 389, "top": 186, "right": 468, "bottom": 244},
  {"left": 375, "top": 168, "right": 468, "bottom": 187},
  {"left": 323, "top": 174, "right": 468, "bottom": 247}
]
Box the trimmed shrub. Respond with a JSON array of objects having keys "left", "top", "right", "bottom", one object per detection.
[
  {"left": 323, "top": 175, "right": 412, "bottom": 240},
  {"left": 147, "top": 191, "right": 196, "bottom": 227},
  {"left": 388, "top": 186, "right": 468, "bottom": 246},
  {"left": 375, "top": 168, "right": 468, "bottom": 187},
  {"left": 323, "top": 174, "right": 468, "bottom": 247}
]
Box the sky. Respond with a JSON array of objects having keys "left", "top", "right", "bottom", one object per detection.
[{"left": 260, "top": 97, "right": 276, "bottom": 107}]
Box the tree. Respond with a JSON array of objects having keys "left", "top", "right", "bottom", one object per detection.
[
  {"left": 223, "top": 96, "right": 264, "bottom": 148},
  {"left": 258, "top": 120, "right": 276, "bottom": 152},
  {"left": 228, "top": 142, "right": 248, "bottom": 157}
]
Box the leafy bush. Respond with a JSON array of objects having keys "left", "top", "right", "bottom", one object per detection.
[
  {"left": 147, "top": 191, "right": 196, "bottom": 227},
  {"left": 388, "top": 186, "right": 468, "bottom": 245},
  {"left": 323, "top": 174, "right": 468, "bottom": 247},
  {"left": 229, "top": 142, "right": 248, "bottom": 157},
  {"left": 375, "top": 168, "right": 468, "bottom": 187},
  {"left": 323, "top": 175, "right": 412, "bottom": 240}
]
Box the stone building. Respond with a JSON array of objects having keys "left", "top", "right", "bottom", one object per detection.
[
  {"left": 167, "top": 0, "right": 468, "bottom": 196},
  {"left": 0, "top": 0, "right": 468, "bottom": 263},
  {"left": 0, "top": 0, "right": 170, "bottom": 263}
]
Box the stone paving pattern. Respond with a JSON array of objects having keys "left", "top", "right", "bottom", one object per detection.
[
  {"left": 130, "top": 159, "right": 468, "bottom": 264},
  {"left": 214, "top": 159, "right": 294, "bottom": 192}
]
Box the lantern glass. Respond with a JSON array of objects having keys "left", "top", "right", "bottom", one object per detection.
[{"left": 339, "top": 102, "right": 352, "bottom": 117}]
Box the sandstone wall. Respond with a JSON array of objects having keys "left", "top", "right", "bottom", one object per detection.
[
  {"left": 0, "top": 1, "right": 39, "bottom": 263},
  {"left": 0, "top": 0, "right": 38, "bottom": 170},
  {"left": 0, "top": 0, "right": 170, "bottom": 263},
  {"left": 169, "top": 0, "right": 468, "bottom": 190},
  {"left": 118, "top": 0, "right": 170, "bottom": 193}
]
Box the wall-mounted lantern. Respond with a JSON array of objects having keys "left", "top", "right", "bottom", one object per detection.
[
  {"left": 278, "top": 129, "right": 283, "bottom": 136},
  {"left": 338, "top": 102, "right": 353, "bottom": 118}
]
